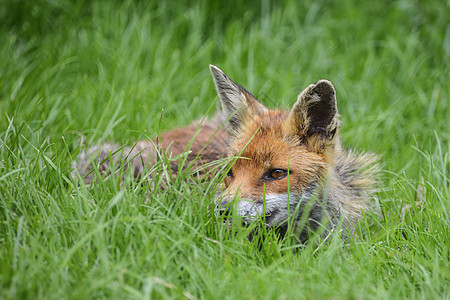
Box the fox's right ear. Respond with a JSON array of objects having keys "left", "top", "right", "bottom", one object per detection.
[
  {"left": 287, "top": 80, "right": 339, "bottom": 152},
  {"left": 210, "top": 65, "right": 267, "bottom": 137}
]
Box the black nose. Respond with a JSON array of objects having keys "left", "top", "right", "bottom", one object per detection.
[{"left": 219, "top": 201, "right": 231, "bottom": 216}]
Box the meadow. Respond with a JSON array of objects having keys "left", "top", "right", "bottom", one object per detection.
[{"left": 0, "top": 0, "right": 449, "bottom": 298}]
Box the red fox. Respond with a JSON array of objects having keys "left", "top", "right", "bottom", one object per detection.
[{"left": 74, "top": 65, "right": 378, "bottom": 241}]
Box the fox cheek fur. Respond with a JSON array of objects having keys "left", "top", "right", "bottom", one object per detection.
[{"left": 210, "top": 65, "right": 378, "bottom": 237}]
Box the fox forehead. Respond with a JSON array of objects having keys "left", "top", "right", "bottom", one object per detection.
[
  {"left": 228, "top": 110, "right": 290, "bottom": 153},
  {"left": 228, "top": 110, "right": 327, "bottom": 171}
]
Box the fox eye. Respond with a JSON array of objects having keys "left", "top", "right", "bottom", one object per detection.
[
  {"left": 264, "top": 169, "right": 290, "bottom": 181},
  {"left": 227, "top": 169, "right": 233, "bottom": 178}
]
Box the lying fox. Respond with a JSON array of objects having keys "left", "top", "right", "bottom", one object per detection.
[{"left": 75, "top": 65, "right": 378, "bottom": 241}]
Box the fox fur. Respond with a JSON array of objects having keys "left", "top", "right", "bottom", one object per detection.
[{"left": 74, "top": 65, "right": 378, "bottom": 241}]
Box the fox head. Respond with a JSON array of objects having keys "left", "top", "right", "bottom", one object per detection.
[{"left": 210, "top": 65, "right": 341, "bottom": 230}]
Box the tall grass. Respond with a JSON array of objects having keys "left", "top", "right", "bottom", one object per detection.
[{"left": 1, "top": 0, "right": 448, "bottom": 298}]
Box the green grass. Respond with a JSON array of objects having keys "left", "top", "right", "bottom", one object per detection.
[{"left": 1, "top": 0, "right": 449, "bottom": 298}]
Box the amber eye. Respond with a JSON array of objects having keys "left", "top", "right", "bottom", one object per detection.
[{"left": 263, "top": 169, "right": 290, "bottom": 181}]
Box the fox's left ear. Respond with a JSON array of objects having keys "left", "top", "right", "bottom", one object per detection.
[
  {"left": 210, "top": 65, "right": 267, "bottom": 138},
  {"left": 287, "top": 80, "right": 339, "bottom": 151}
]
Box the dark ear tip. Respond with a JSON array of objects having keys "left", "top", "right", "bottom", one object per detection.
[
  {"left": 313, "top": 80, "right": 336, "bottom": 98},
  {"left": 209, "top": 64, "right": 223, "bottom": 76}
]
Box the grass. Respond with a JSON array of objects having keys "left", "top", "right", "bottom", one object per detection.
[{"left": 0, "top": 0, "right": 449, "bottom": 298}]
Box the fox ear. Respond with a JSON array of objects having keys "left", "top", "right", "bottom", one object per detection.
[
  {"left": 288, "top": 80, "right": 339, "bottom": 151},
  {"left": 210, "top": 65, "right": 267, "bottom": 136}
]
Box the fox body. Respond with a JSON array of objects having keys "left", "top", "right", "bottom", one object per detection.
[{"left": 75, "top": 65, "right": 377, "bottom": 240}]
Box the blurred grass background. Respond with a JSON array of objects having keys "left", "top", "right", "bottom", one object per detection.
[{"left": 0, "top": 0, "right": 449, "bottom": 299}]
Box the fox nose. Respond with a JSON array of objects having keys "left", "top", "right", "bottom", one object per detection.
[{"left": 219, "top": 201, "right": 231, "bottom": 216}]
